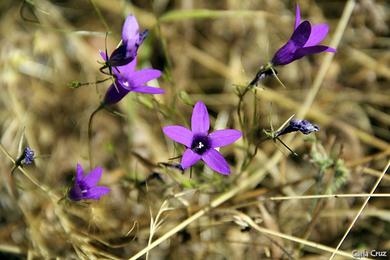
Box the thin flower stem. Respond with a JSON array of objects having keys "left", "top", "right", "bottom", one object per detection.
[
  {"left": 88, "top": 0, "right": 110, "bottom": 32},
  {"left": 88, "top": 104, "right": 104, "bottom": 170},
  {"left": 79, "top": 77, "right": 112, "bottom": 87},
  {"left": 237, "top": 68, "right": 263, "bottom": 129},
  {"left": 237, "top": 63, "right": 274, "bottom": 133},
  {"left": 240, "top": 136, "right": 268, "bottom": 172},
  {"left": 329, "top": 160, "right": 390, "bottom": 260},
  {"left": 237, "top": 84, "right": 251, "bottom": 130}
]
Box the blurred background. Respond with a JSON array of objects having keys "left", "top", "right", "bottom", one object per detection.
[{"left": 0, "top": 0, "right": 389, "bottom": 259}]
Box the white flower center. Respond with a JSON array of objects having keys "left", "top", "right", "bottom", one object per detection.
[{"left": 197, "top": 142, "right": 204, "bottom": 149}]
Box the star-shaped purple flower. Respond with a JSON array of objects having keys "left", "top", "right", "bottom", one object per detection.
[
  {"left": 100, "top": 52, "right": 164, "bottom": 105},
  {"left": 271, "top": 4, "right": 336, "bottom": 66},
  {"left": 68, "top": 163, "right": 110, "bottom": 201},
  {"left": 275, "top": 119, "right": 319, "bottom": 137},
  {"left": 163, "top": 101, "right": 242, "bottom": 175},
  {"left": 104, "top": 15, "right": 148, "bottom": 68}
]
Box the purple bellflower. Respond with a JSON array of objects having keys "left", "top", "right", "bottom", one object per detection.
[
  {"left": 271, "top": 4, "right": 336, "bottom": 66},
  {"left": 103, "top": 15, "right": 148, "bottom": 68},
  {"left": 275, "top": 119, "right": 319, "bottom": 137},
  {"left": 100, "top": 52, "right": 164, "bottom": 105},
  {"left": 163, "top": 101, "right": 242, "bottom": 175},
  {"left": 68, "top": 163, "right": 110, "bottom": 201}
]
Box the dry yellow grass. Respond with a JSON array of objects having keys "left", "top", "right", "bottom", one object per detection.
[{"left": 0, "top": 0, "right": 389, "bottom": 259}]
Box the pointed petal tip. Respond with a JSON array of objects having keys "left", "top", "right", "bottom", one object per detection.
[
  {"left": 131, "top": 86, "right": 165, "bottom": 94},
  {"left": 294, "top": 3, "right": 301, "bottom": 29},
  {"left": 304, "top": 23, "right": 330, "bottom": 47},
  {"left": 162, "top": 125, "right": 193, "bottom": 147},
  {"left": 191, "top": 101, "right": 210, "bottom": 134},
  {"left": 84, "top": 166, "right": 103, "bottom": 187},
  {"left": 85, "top": 186, "right": 111, "bottom": 200},
  {"left": 202, "top": 149, "right": 231, "bottom": 175},
  {"left": 76, "top": 163, "right": 84, "bottom": 181},
  {"left": 209, "top": 129, "right": 242, "bottom": 148},
  {"left": 195, "top": 100, "right": 206, "bottom": 107},
  {"left": 326, "top": 47, "right": 337, "bottom": 52},
  {"left": 131, "top": 69, "right": 162, "bottom": 86},
  {"left": 122, "top": 14, "right": 140, "bottom": 44},
  {"left": 181, "top": 149, "right": 201, "bottom": 169}
]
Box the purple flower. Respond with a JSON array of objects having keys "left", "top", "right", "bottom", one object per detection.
[
  {"left": 22, "top": 147, "right": 35, "bottom": 165},
  {"left": 163, "top": 101, "right": 242, "bottom": 175},
  {"left": 100, "top": 52, "right": 164, "bottom": 105},
  {"left": 104, "top": 15, "right": 148, "bottom": 68},
  {"left": 271, "top": 4, "right": 336, "bottom": 66},
  {"left": 68, "top": 163, "right": 110, "bottom": 201},
  {"left": 275, "top": 119, "right": 319, "bottom": 137}
]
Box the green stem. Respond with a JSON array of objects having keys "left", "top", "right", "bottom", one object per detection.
[
  {"left": 80, "top": 77, "right": 112, "bottom": 87},
  {"left": 237, "top": 63, "right": 273, "bottom": 131},
  {"left": 237, "top": 85, "right": 251, "bottom": 130},
  {"left": 88, "top": 103, "right": 104, "bottom": 170}
]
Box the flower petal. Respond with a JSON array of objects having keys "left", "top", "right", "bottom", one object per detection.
[
  {"left": 209, "top": 129, "right": 242, "bottom": 148},
  {"left": 83, "top": 167, "right": 103, "bottom": 187},
  {"left": 122, "top": 15, "right": 140, "bottom": 46},
  {"left": 132, "top": 86, "right": 165, "bottom": 94},
  {"left": 68, "top": 185, "right": 83, "bottom": 201},
  {"left": 325, "top": 47, "right": 336, "bottom": 52},
  {"left": 115, "top": 58, "right": 137, "bottom": 77},
  {"left": 294, "top": 4, "right": 301, "bottom": 29},
  {"left": 201, "top": 149, "right": 230, "bottom": 175},
  {"left": 304, "top": 24, "right": 329, "bottom": 47},
  {"left": 103, "top": 81, "right": 130, "bottom": 105},
  {"left": 130, "top": 69, "right": 162, "bottom": 87},
  {"left": 181, "top": 149, "right": 201, "bottom": 169},
  {"left": 191, "top": 101, "right": 210, "bottom": 134},
  {"left": 294, "top": 45, "right": 335, "bottom": 60},
  {"left": 83, "top": 186, "right": 111, "bottom": 200},
  {"left": 76, "top": 163, "right": 84, "bottom": 182},
  {"left": 290, "top": 20, "right": 311, "bottom": 47},
  {"left": 271, "top": 40, "right": 297, "bottom": 66},
  {"left": 109, "top": 45, "right": 134, "bottom": 66},
  {"left": 163, "top": 126, "right": 193, "bottom": 147}
]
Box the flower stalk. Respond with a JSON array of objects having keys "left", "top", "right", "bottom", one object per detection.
[{"left": 88, "top": 103, "right": 105, "bottom": 170}]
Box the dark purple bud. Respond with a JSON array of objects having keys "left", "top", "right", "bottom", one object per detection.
[
  {"left": 108, "top": 45, "right": 135, "bottom": 67},
  {"left": 23, "top": 147, "right": 35, "bottom": 165},
  {"left": 275, "top": 119, "right": 319, "bottom": 137}
]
